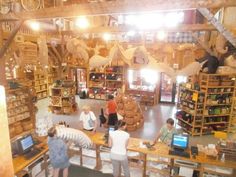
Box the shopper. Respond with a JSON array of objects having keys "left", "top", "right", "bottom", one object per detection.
[
  {"left": 106, "top": 94, "right": 118, "bottom": 126},
  {"left": 109, "top": 121, "right": 130, "bottom": 177},
  {"left": 47, "top": 127, "right": 70, "bottom": 177},
  {"left": 79, "top": 105, "right": 97, "bottom": 132},
  {"left": 153, "top": 118, "right": 177, "bottom": 145}
]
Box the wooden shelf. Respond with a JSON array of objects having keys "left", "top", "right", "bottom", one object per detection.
[
  {"left": 204, "top": 114, "right": 230, "bottom": 117},
  {"left": 205, "top": 104, "right": 232, "bottom": 106},
  {"left": 204, "top": 122, "right": 228, "bottom": 125},
  {"left": 6, "top": 87, "right": 36, "bottom": 139},
  {"left": 36, "top": 89, "right": 48, "bottom": 93},
  {"left": 89, "top": 66, "right": 125, "bottom": 100}
]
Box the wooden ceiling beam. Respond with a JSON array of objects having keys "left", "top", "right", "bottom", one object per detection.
[
  {"left": 0, "top": 0, "right": 236, "bottom": 21},
  {"left": 60, "top": 24, "right": 216, "bottom": 35}
]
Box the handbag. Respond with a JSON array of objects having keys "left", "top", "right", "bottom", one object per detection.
[
  {"left": 88, "top": 113, "right": 94, "bottom": 128},
  {"left": 99, "top": 108, "right": 107, "bottom": 126}
]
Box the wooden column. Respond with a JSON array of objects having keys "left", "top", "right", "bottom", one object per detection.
[
  {"left": 0, "top": 86, "right": 14, "bottom": 177},
  {"left": 0, "top": 22, "right": 6, "bottom": 86}
]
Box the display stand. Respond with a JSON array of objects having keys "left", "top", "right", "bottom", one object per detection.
[
  {"left": 25, "top": 70, "right": 48, "bottom": 100},
  {"left": 88, "top": 65, "right": 125, "bottom": 100},
  {"left": 178, "top": 73, "right": 236, "bottom": 136},
  {"left": 177, "top": 85, "right": 205, "bottom": 136},
  {"left": 6, "top": 86, "right": 36, "bottom": 139},
  {"left": 200, "top": 73, "right": 235, "bottom": 135},
  {"left": 49, "top": 80, "right": 77, "bottom": 115}
]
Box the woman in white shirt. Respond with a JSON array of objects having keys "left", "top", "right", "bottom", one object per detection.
[
  {"left": 79, "top": 105, "right": 97, "bottom": 132},
  {"left": 109, "top": 121, "right": 130, "bottom": 177}
]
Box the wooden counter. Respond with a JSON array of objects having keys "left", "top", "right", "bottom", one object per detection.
[
  {"left": 86, "top": 131, "right": 236, "bottom": 176},
  {"left": 12, "top": 131, "right": 236, "bottom": 177},
  {"left": 12, "top": 137, "right": 49, "bottom": 176}
]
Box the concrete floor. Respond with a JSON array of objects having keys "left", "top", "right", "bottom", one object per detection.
[{"left": 36, "top": 96, "right": 220, "bottom": 146}]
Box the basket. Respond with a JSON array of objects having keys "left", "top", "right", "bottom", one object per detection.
[
  {"left": 126, "top": 124, "right": 137, "bottom": 131},
  {"left": 15, "top": 123, "right": 23, "bottom": 135},
  {"left": 9, "top": 126, "right": 15, "bottom": 138},
  {"left": 125, "top": 111, "right": 135, "bottom": 118},
  {"left": 22, "top": 122, "right": 34, "bottom": 131},
  {"left": 8, "top": 117, "right": 15, "bottom": 124},
  {"left": 125, "top": 118, "right": 134, "bottom": 125}
]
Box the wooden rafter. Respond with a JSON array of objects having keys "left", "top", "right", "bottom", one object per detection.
[
  {"left": 0, "top": 0, "right": 236, "bottom": 21},
  {"left": 192, "top": 33, "right": 215, "bottom": 56},
  {"left": 198, "top": 8, "right": 236, "bottom": 48},
  {"left": 0, "top": 21, "right": 24, "bottom": 59},
  {"left": 50, "top": 44, "right": 62, "bottom": 62},
  {"left": 60, "top": 24, "right": 216, "bottom": 35}
]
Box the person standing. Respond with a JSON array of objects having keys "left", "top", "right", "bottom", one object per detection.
[
  {"left": 109, "top": 121, "right": 130, "bottom": 177},
  {"left": 79, "top": 105, "right": 97, "bottom": 132},
  {"left": 153, "top": 118, "right": 177, "bottom": 145},
  {"left": 106, "top": 94, "right": 118, "bottom": 126},
  {"left": 47, "top": 127, "right": 70, "bottom": 177}
]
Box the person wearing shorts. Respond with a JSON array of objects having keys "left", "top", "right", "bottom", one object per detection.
[
  {"left": 109, "top": 121, "right": 130, "bottom": 177},
  {"left": 106, "top": 94, "right": 118, "bottom": 126}
]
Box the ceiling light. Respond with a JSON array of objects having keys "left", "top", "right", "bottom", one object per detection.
[
  {"left": 28, "top": 21, "right": 40, "bottom": 31},
  {"left": 157, "top": 31, "right": 167, "bottom": 41},
  {"left": 103, "top": 33, "right": 111, "bottom": 41},
  {"left": 127, "top": 30, "right": 136, "bottom": 37},
  {"left": 75, "top": 16, "right": 90, "bottom": 29}
]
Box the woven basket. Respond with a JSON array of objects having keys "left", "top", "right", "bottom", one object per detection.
[
  {"left": 15, "top": 123, "right": 23, "bottom": 135},
  {"left": 125, "top": 111, "right": 135, "bottom": 118},
  {"left": 126, "top": 124, "right": 137, "bottom": 131},
  {"left": 137, "top": 119, "right": 144, "bottom": 129},
  {"left": 125, "top": 118, "right": 134, "bottom": 125}
]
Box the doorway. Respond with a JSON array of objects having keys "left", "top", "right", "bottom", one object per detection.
[{"left": 159, "top": 73, "right": 187, "bottom": 103}]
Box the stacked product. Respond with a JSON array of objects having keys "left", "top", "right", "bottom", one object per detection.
[
  {"left": 6, "top": 86, "right": 36, "bottom": 139},
  {"left": 49, "top": 80, "right": 78, "bottom": 115},
  {"left": 115, "top": 94, "right": 144, "bottom": 131}
]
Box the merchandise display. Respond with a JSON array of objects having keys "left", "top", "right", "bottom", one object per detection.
[
  {"left": 49, "top": 80, "right": 77, "bottom": 114},
  {"left": 88, "top": 66, "right": 125, "bottom": 100},
  {"left": 115, "top": 94, "right": 144, "bottom": 131},
  {"left": 178, "top": 74, "right": 236, "bottom": 135},
  {"left": 1, "top": 2, "right": 236, "bottom": 177},
  {"left": 6, "top": 86, "right": 36, "bottom": 139}
]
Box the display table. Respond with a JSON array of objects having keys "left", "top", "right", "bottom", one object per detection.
[{"left": 13, "top": 137, "right": 49, "bottom": 176}]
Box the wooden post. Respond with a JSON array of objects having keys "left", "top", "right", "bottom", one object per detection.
[
  {"left": 142, "top": 153, "right": 147, "bottom": 177},
  {"left": 0, "top": 22, "right": 6, "bottom": 86},
  {"left": 95, "top": 145, "right": 102, "bottom": 170},
  {"left": 0, "top": 86, "right": 14, "bottom": 177}
]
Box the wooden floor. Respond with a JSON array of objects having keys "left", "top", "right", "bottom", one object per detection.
[{"left": 36, "top": 96, "right": 221, "bottom": 145}]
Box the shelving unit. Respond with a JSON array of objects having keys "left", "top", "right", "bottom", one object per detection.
[
  {"left": 229, "top": 79, "right": 236, "bottom": 133},
  {"left": 49, "top": 81, "right": 77, "bottom": 114},
  {"left": 88, "top": 66, "right": 125, "bottom": 100},
  {"left": 177, "top": 85, "right": 205, "bottom": 136},
  {"left": 177, "top": 73, "right": 236, "bottom": 136},
  {"left": 25, "top": 70, "right": 48, "bottom": 100},
  {"left": 6, "top": 87, "right": 36, "bottom": 139},
  {"left": 200, "top": 73, "right": 235, "bottom": 135}
]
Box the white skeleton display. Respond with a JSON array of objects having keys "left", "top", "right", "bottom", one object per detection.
[{"left": 56, "top": 126, "right": 92, "bottom": 148}]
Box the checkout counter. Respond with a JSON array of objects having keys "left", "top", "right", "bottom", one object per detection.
[{"left": 13, "top": 131, "right": 236, "bottom": 177}]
